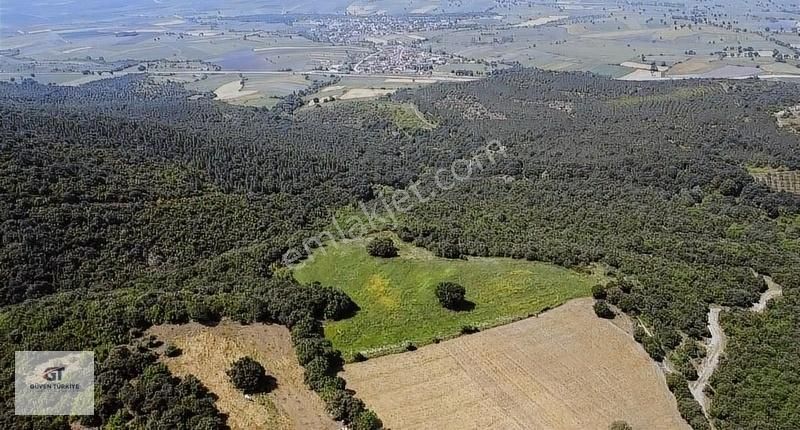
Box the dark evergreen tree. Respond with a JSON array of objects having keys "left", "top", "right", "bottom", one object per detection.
[
  {"left": 366, "top": 237, "right": 398, "bottom": 258},
  {"left": 227, "top": 356, "right": 271, "bottom": 394},
  {"left": 435, "top": 282, "right": 467, "bottom": 310}
]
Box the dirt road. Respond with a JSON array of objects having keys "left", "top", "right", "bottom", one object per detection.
[
  {"left": 690, "top": 276, "right": 783, "bottom": 420},
  {"left": 689, "top": 306, "right": 725, "bottom": 413},
  {"left": 752, "top": 276, "right": 783, "bottom": 312}
]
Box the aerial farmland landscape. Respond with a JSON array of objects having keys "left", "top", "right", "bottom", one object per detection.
[{"left": 1, "top": 1, "right": 799, "bottom": 430}]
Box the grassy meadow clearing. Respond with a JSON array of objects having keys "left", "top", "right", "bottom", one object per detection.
[{"left": 293, "top": 235, "right": 603, "bottom": 357}]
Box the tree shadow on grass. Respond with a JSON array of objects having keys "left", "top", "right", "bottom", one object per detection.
[{"left": 448, "top": 299, "right": 476, "bottom": 312}]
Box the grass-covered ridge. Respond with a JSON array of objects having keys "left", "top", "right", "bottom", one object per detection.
[{"left": 293, "top": 234, "right": 603, "bottom": 357}]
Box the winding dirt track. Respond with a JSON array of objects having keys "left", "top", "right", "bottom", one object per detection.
[
  {"left": 690, "top": 306, "right": 726, "bottom": 413},
  {"left": 690, "top": 276, "right": 783, "bottom": 420},
  {"left": 752, "top": 276, "right": 784, "bottom": 312}
]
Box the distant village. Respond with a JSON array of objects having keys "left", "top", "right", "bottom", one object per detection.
[{"left": 299, "top": 15, "right": 488, "bottom": 75}]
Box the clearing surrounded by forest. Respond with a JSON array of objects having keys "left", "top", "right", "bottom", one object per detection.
[{"left": 293, "top": 235, "right": 602, "bottom": 357}]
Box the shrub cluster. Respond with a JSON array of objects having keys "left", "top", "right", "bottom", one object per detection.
[
  {"left": 291, "top": 318, "right": 382, "bottom": 430},
  {"left": 366, "top": 237, "right": 398, "bottom": 258},
  {"left": 88, "top": 347, "right": 227, "bottom": 429},
  {"left": 632, "top": 325, "right": 665, "bottom": 362},
  {"left": 666, "top": 373, "right": 711, "bottom": 430},
  {"left": 593, "top": 300, "right": 615, "bottom": 319},
  {"left": 164, "top": 344, "right": 182, "bottom": 357},
  {"left": 609, "top": 421, "right": 632, "bottom": 430},
  {"left": 591, "top": 284, "right": 607, "bottom": 300}
]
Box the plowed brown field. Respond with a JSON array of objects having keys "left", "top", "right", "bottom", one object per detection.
[{"left": 342, "top": 298, "right": 688, "bottom": 430}]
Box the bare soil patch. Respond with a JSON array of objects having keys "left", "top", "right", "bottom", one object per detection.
[
  {"left": 339, "top": 88, "right": 396, "bottom": 100},
  {"left": 620, "top": 61, "right": 669, "bottom": 72},
  {"left": 384, "top": 78, "right": 437, "bottom": 84},
  {"left": 514, "top": 15, "right": 569, "bottom": 27},
  {"left": 776, "top": 104, "right": 800, "bottom": 133},
  {"left": 667, "top": 58, "right": 718, "bottom": 76},
  {"left": 214, "top": 80, "right": 258, "bottom": 101},
  {"left": 148, "top": 321, "right": 337, "bottom": 430},
  {"left": 320, "top": 84, "right": 346, "bottom": 92},
  {"left": 342, "top": 298, "right": 688, "bottom": 430}
]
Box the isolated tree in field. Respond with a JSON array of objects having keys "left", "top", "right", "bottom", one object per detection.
[
  {"left": 366, "top": 237, "right": 398, "bottom": 258},
  {"left": 435, "top": 282, "right": 466, "bottom": 310},
  {"left": 593, "top": 300, "right": 615, "bottom": 319},
  {"left": 609, "top": 421, "right": 633, "bottom": 430},
  {"left": 227, "top": 356, "right": 270, "bottom": 394}
]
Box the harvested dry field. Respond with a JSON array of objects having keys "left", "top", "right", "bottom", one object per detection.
[
  {"left": 148, "top": 321, "right": 337, "bottom": 430},
  {"left": 342, "top": 298, "right": 688, "bottom": 430},
  {"left": 339, "top": 88, "right": 396, "bottom": 100},
  {"left": 750, "top": 170, "right": 800, "bottom": 194}
]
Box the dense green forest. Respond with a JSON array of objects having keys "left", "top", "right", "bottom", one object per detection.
[
  {"left": 0, "top": 76, "right": 405, "bottom": 429},
  {"left": 1, "top": 70, "right": 799, "bottom": 429}
]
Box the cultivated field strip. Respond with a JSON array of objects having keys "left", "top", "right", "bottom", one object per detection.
[
  {"left": 343, "top": 299, "right": 689, "bottom": 430},
  {"left": 751, "top": 170, "right": 800, "bottom": 194}
]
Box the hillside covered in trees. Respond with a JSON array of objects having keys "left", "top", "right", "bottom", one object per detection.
[
  {"left": 1, "top": 70, "right": 799, "bottom": 429},
  {"left": 391, "top": 70, "right": 800, "bottom": 429}
]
